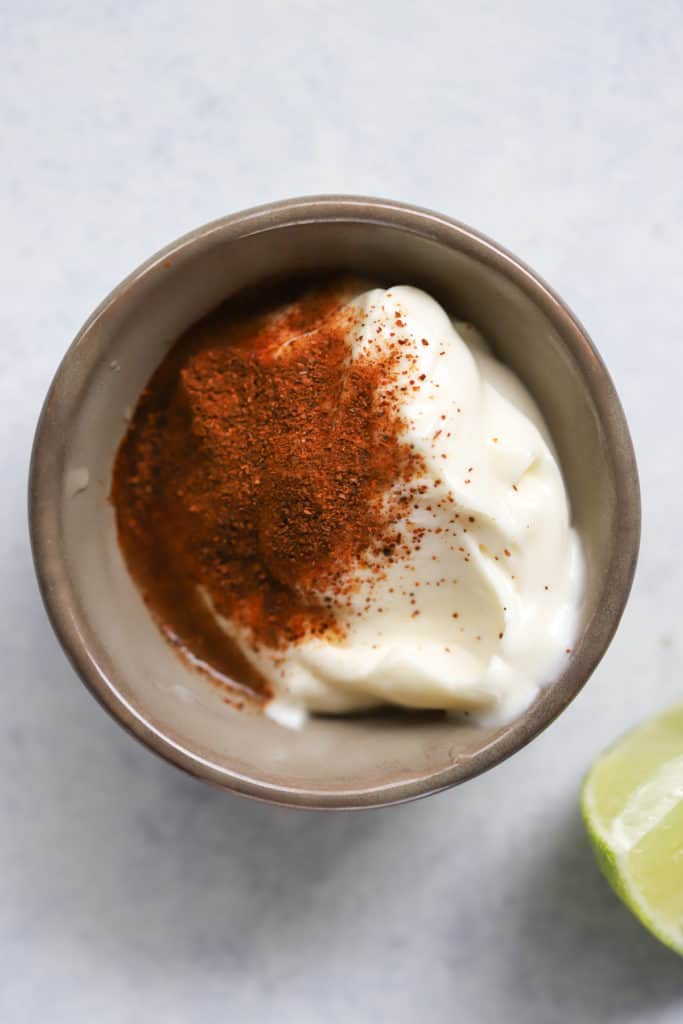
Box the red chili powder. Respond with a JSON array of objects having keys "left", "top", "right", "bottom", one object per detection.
[{"left": 111, "top": 278, "right": 426, "bottom": 699}]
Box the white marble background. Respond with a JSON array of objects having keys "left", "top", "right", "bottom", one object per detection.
[{"left": 2, "top": 2, "right": 682, "bottom": 1021}]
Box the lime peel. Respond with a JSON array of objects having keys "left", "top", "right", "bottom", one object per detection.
[{"left": 582, "top": 705, "right": 683, "bottom": 956}]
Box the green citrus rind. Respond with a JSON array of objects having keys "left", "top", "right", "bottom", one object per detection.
[{"left": 581, "top": 733, "right": 683, "bottom": 958}]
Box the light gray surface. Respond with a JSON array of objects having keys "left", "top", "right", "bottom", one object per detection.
[{"left": 2, "top": 1, "right": 682, "bottom": 1021}]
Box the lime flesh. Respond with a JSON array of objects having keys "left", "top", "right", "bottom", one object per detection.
[{"left": 582, "top": 704, "right": 683, "bottom": 955}]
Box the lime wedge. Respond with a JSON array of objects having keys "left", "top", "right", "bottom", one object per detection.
[{"left": 582, "top": 703, "right": 683, "bottom": 955}]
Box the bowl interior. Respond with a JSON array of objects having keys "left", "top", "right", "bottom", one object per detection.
[{"left": 33, "top": 208, "right": 635, "bottom": 806}]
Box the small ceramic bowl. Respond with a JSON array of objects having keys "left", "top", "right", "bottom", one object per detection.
[{"left": 29, "top": 196, "right": 640, "bottom": 809}]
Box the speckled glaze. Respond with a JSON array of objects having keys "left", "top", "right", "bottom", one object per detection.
[{"left": 28, "top": 196, "right": 640, "bottom": 809}]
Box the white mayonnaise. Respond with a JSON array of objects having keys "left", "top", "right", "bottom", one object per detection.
[{"left": 217, "top": 286, "right": 583, "bottom": 726}]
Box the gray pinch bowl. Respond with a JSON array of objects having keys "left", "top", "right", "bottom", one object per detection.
[{"left": 29, "top": 195, "right": 640, "bottom": 810}]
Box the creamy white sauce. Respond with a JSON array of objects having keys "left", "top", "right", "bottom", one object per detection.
[{"left": 214, "top": 286, "right": 584, "bottom": 726}]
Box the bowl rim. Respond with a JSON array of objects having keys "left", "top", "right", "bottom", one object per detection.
[{"left": 28, "top": 194, "right": 641, "bottom": 810}]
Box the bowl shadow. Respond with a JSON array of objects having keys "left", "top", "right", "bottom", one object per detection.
[{"left": 11, "top": 568, "right": 681, "bottom": 1019}]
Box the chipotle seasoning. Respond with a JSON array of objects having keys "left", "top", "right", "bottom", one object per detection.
[{"left": 112, "top": 279, "right": 426, "bottom": 702}]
